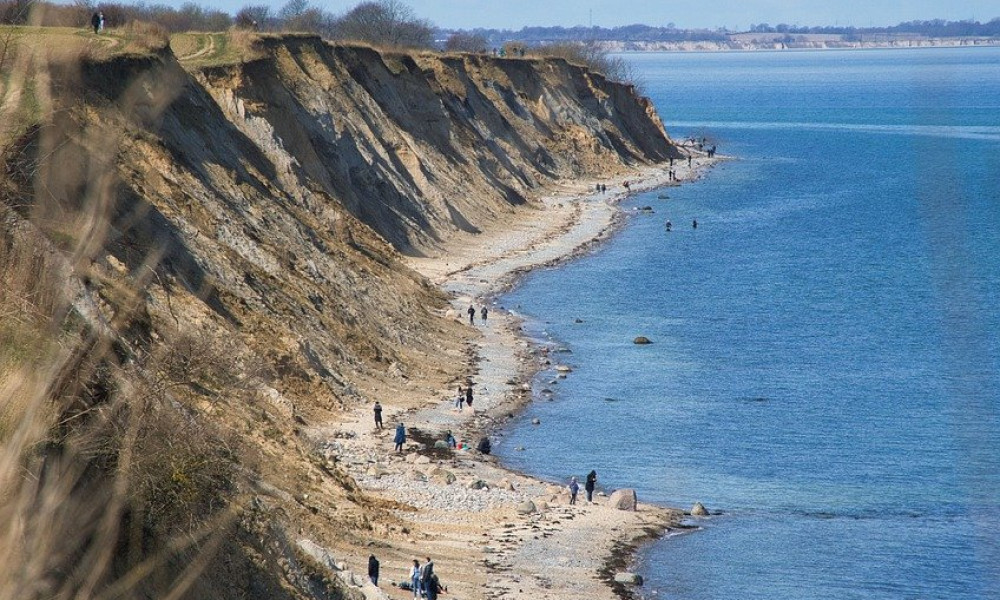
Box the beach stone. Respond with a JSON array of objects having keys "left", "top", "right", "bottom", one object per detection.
[
  {"left": 366, "top": 465, "right": 389, "bottom": 478},
  {"left": 405, "top": 453, "right": 418, "bottom": 463},
  {"left": 516, "top": 501, "right": 536, "bottom": 515},
  {"left": 468, "top": 479, "right": 488, "bottom": 490},
  {"left": 691, "top": 502, "right": 708, "bottom": 516},
  {"left": 445, "top": 309, "right": 459, "bottom": 319},
  {"left": 429, "top": 468, "right": 456, "bottom": 484},
  {"left": 633, "top": 336, "right": 652, "bottom": 344},
  {"left": 433, "top": 440, "right": 450, "bottom": 449},
  {"left": 415, "top": 455, "right": 432, "bottom": 465},
  {"left": 535, "top": 500, "right": 549, "bottom": 511},
  {"left": 497, "top": 478, "right": 516, "bottom": 491},
  {"left": 614, "top": 572, "right": 644, "bottom": 586},
  {"left": 608, "top": 488, "right": 638, "bottom": 511},
  {"left": 407, "top": 470, "right": 427, "bottom": 482}
]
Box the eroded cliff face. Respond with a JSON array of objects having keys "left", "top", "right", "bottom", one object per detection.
[
  {"left": 1, "top": 35, "right": 677, "bottom": 599},
  {"left": 194, "top": 36, "right": 677, "bottom": 251}
]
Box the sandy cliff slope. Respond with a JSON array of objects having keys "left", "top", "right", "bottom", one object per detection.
[{"left": 0, "top": 33, "right": 679, "bottom": 599}]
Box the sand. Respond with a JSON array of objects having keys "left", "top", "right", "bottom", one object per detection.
[{"left": 326, "top": 156, "right": 716, "bottom": 600}]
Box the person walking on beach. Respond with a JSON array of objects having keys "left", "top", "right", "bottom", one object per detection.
[
  {"left": 454, "top": 388, "right": 464, "bottom": 411},
  {"left": 420, "top": 557, "right": 434, "bottom": 596},
  {"left": 688, "top": 155, "right": 692, "bottom": 167},
  {"left": 367, "top": 554, "right": 380, "bottom": 586},
  {"left": 569, "top": 476, "right": 579, "bottom": 505},
  {"left": 465, "top": 384, "right": 473, "bottom": 407},
  {"left": 409, "top": 559, "right": 421, "bottom": 598},
  {"left": 373, "top": 401, "right": 383, "bottom": 429},
  {"left": 481, "top": 305, "right": 488, "bottom": 322},
  {"left": 585, "top": 470, "right": 597, "bottom": 503},
  {"left": 393, "top": 422, "right": 406, "bottom": 453},
  {"left": 467, "top": 304, "right": 476, "bottom": 324}
]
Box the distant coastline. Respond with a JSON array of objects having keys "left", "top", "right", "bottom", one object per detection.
[{"left": 601, "top": 36, "right": 1000, "bottom": 53}]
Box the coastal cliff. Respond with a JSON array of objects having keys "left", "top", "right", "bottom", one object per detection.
[{"left": 0, "top": 33, "right": 679, "bottom": 599}]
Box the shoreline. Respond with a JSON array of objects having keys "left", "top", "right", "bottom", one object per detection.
[{"left": 320, "top": 154, "right": 719, "bottom": 600}]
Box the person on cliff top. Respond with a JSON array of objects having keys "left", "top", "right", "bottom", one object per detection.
[
  {"left": 481, "top": 305, "right": 488, "bottom": 322},
  {"left": 367, "top": 554, "right": 380, "bottom": 586},
  {"left": 393, "top": 422, "right": 406, "bottom": 452},
  {"left": 409, "top": 559, "right": 421, "bottom": 598},
  {"left": 373, "top": 401, "right": 383, "bottom": 429},
  {"left": 467, "top": 304, "right": 476, "bottom": 324},
  {"left": 569, "top": 476, "right": 579, "bottom": 505},
  {"left": 91, "top": 12, "right": 101, "bottom": 34},
  {"left": 585, "top": 470, "right": 597, "bottom": 502}
]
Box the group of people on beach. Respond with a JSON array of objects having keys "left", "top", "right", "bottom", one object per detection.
[
  {"left": 467, "top": 303, "right": 488, "bottom": 325},
  {"left": 367, "top": 554, "right": 444, "bottom": 599},
  {"left": 454, "top": 383, "right": 474, "bottom": 411},
  {"left": 568, "top": 470, "right": 598, "bottom": 504}
]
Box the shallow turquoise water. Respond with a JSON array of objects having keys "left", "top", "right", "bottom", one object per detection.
[{"left": 496, "top": 48, "right": 1000, "bottom": 599}]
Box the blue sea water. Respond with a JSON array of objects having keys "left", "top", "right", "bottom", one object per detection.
[{"left": 495, "top": 48, "right": 1000, "bottom": 599}]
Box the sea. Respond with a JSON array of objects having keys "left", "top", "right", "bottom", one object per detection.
[{"left": 495, "top": 47, "right": 1000, "bottom": 599}]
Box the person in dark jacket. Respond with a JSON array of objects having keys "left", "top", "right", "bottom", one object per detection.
[
  {"left": 373, "top": 401, "right": 383, "bottom": 429},
  {"left": 425, "top": 573, "right": 443, "bottom": 600},
  {"left": 477, "top": 436, "right": 491, "bottom": 455},
  {"left": 367, "top": 554, "right": 379, "bottom": 586},
  {"left": 394, "top": 423, "right": 406, "bottom": 452},
  {"left": 585, "top": 470, "right": 597, "bottom": 502},
  {"left": 91, "top": 12, "right": 101, "bottom": 33}
]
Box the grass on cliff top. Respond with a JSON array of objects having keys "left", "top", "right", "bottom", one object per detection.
[
  {"left": 0, "top": 25, "right": 168, "bottom": 63},
  {"left": 171, "top": 31, "right": 264, "bottom": 68}
]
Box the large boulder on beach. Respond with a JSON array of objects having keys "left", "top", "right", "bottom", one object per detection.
[
  {"left": 407, "top": 469, "right": 427, "bottom": 482},
  {"left": 468, "top": 479, "right": 488, "bottom": 490},
  {"left": 497, "top": 478, "right": 516, "bottom": 491},
  {"left": 516, "top": 501, "right": 536, "bottom": 515},
  {"left": 608, "top": 488, "right": 638, "bottom": 511},
  {"left": 414, "top": 455, "right": 432, "bottom": 465},
  {"left": 429, "top": 468, "right": 456, "bottom": 484},
  {"left": 614, "top": 572, "right": 644, "bottom": 586},
  {"left": 633, "top": 336, "right": 652, "bottom": 344},
  {"left": 433, "top": 440, "right": 450, "bottom": 449}
]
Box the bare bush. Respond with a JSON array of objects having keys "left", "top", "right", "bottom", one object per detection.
[
  {"left": 444, "top": 32, "right": 487, "bottom": 53},
  {"left": 328, "top": 0, "right": 434, "bottom": 49},
  {"left": 534, "top": 41, "right": 644, "bottom": 89}
]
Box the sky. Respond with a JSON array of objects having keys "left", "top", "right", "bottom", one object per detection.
[{"left": 151, "top": 0, "right": 998, "bottom": 31}]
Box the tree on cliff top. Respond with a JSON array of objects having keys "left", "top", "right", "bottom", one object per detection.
[{"left": 329, "top": 0, "right": 434, "bottom": 49}]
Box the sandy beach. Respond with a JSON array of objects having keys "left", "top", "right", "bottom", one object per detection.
[{"left": 318, "top": 155, "right": 716, "bottom": 600}]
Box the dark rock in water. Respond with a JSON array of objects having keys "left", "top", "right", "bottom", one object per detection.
[
  {"left": 633, "top": 336, "right": 652, "bottom": 344},
  {"left": 691, "top": 502, "right": 708, "bottom": 516},
  {"left": 657, "top": 193, "right": 669, "bottom": 199},
  {"left": 574, "top": 318, "right": 584, "bottom": 324},
  {"left": 603, "top": 397, "right": 619, "bottom": 402}
]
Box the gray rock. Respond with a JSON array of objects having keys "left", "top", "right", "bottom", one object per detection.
[
  {"left": 429, "top": 468, "right": 456, "bottom": 484},
  {"left": 608, "top": 488, "right": 638, "bottom": 511},
  {"left": 634, "top": 336, "right": 652, "bottom": 344},
  {"left": 467, "top": 479, "right": 488, "bottom": 490},
  {"left": 433, "top": 440, "right": 450, "bottom": 449},
  {"left": 691, "top": 502, "right": 708, "bottom": 516},
  {"left": 516, "top": 501, "right": 536, "bottom": 515},
  {"left": 613, "top": 572, "right": 644, "bottom": 585},
  {"left": 415, "top": 455, "right": 432, "bottom": 465}
]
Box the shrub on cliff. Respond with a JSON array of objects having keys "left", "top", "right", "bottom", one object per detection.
[
  {"left": 327, "top": 0, "right": 434, "bottom": 49},
  {"left": 534, "top": 41, "right": 644, "bottom": 89}
]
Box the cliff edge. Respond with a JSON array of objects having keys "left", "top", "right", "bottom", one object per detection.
[{"left": 0, "top": 33, "right": 679, "bottom": 599}]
